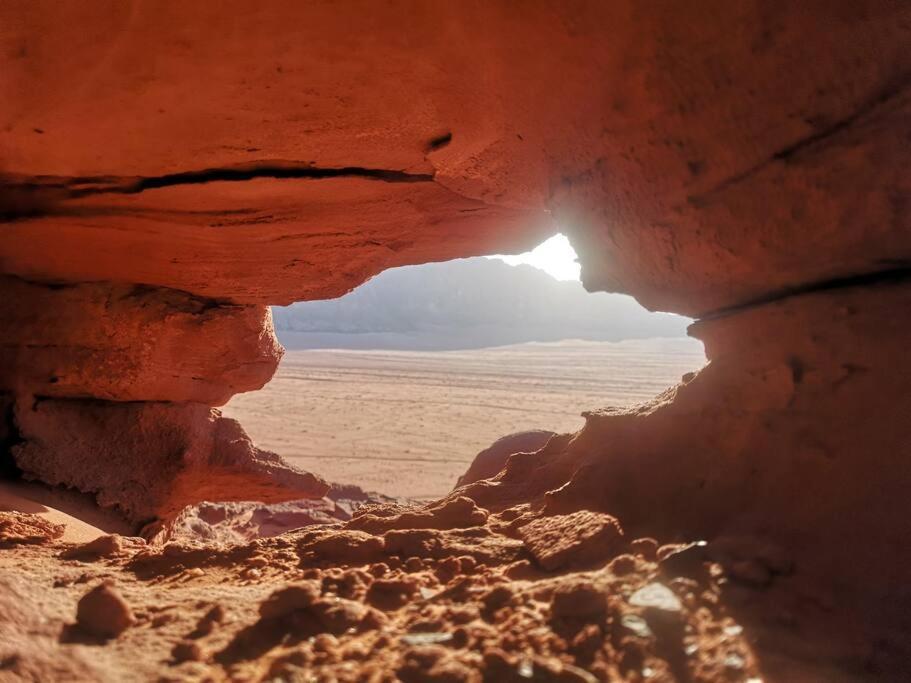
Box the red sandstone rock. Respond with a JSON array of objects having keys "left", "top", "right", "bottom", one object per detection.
[
  {"left": 455, "top": 430, "right": 554, "bottom": 488},
  {"left": 0, "top": 179, "right": 554, "bottom": 307},
  {"left": 0, "top": 276, "right": 281, "bottom": 405},
  {"left": 12, "top": 400, "right": 328, "bottom": 523},
  {"left": 259, "top": 582, "right": 321, "bottom": 620},
  {"left": 152, "top": 483, "right": 396, "bottom": 544},
  {"left": 348, "top": 496, "right": 488, "bottom": 534},
  {"left": 460, "top": 281, "right": 911, "bottom": 677},
  {"left": 517, "top": 511, "right": 625, "bottom": 571},
  {"left": 0, "top": 2, "right": 908, "bottom": 679},
  {"left": 76, "top": 582, "right": 135, "bottom": 639},
  {"left": 158, "top": 499, "right": 339, "bottom": 545},
  {"left": 1, "top": 4, "right": 908, "bottom": 315},
  {"left": 0, "top": 511, "right": 64, "bottom": 547},
  {"left": 60, "top": 534, "right": 126, "bottom": 560}
]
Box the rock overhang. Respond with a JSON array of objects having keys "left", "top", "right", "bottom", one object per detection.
[{"left": 0, "top": 3, "right": 910, "bottom": 678}]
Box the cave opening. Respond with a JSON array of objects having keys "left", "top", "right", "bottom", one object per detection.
[{"left": 223, "top": 233, "right": 705, "bottom": 501}]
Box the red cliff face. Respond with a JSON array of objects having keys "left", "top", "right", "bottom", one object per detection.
[
  {"left": 0, "top": 277, "right": 282, "bottom": 405},
  {"left": 1, "top": 2, "right": 909, "bottom": 679}
]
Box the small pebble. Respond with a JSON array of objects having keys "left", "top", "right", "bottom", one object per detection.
[
  {"left": 629, "top": 583, "right": 683, "bottom": 613},
  {"left": 171, "top": 640, "right": 202, "bottom": 663},
  {"left": 724, "top": 652, "right": 746, "bottom": 670},
  {"left": 620, "top": 614, "right": 653, "bottom": 638},
  {"left": 517, "top": 658, "right": 534, "bottom": 678},
  {"left": 401, "top": 632, "right": 453, "bottom": 646},
  {"left": 76, "top": 582, "right": 135, "bottom": 638},
  {"left": 260, "top": 582, "right": 321, "bottom": 619}
]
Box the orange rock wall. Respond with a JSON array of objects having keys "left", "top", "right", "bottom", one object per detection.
[
  {"left": 1, "top": 2, "right": 910, "bottom": 675},
  {"left": 0, "top": 276, "right": 281, "bottom": 405},
  {"left": 2, "top": 2, "right": 908, "bottom": 313}
]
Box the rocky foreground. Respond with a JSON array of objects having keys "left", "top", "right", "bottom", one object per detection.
[{"left": 1, "top": 499, "right": 764, "bottom": 682}]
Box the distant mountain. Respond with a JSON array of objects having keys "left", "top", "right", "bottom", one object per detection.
[{"left": 272, "top": 257, "right": 690, "bottom": 350}]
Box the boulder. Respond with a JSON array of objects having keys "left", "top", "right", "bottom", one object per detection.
[
  {"left": 456, "top": 430, "right": 554, "bottom": 488},
  {"left": 12, "top": 399, "right": 328, "bottom": 524}
]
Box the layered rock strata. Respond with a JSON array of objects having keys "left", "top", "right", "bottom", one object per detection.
[
  {"left": 0, "top": 276, "right": 281, "bottom": 405},
  {"left": 1, "top": 1, "right": 910, "bottom": 679}
]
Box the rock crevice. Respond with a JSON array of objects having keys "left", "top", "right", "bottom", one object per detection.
[{"left": 0, "top": 162, "right": 437, "bottom": 220}]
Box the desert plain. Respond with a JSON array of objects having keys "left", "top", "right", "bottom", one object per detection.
[{"left": 224, "top": 337, "right": 706, "bottom": 499}]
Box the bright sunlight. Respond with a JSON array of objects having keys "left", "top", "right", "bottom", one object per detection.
[{"left": 488, "top": 233, "right": 581, "bottom": 281}]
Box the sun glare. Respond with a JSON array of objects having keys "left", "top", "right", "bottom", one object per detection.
[{"left": 488, "top": 233, "right": 581, "bottom": 281}]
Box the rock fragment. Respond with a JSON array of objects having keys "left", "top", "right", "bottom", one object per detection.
[
  {"left": 517, "top": 511, "right": 624, "bottom": 571},
  {"left": 348, "top": 495, "right": 488, "bottom": 534},
  {"left": 551, "top": 582, "right": 607, "bottom": 619},
  {"left": 76, "top": 582, "right": 135, "bottom": 638},
  {"left": 366, "top": 577, "right": 419, "bottom": 610},
  {"left": 658, "top": 541, "right": 710, "bottom": 581},
  {"left": 0, "top": 511, "right": 64, "bottom": 547},
  {"left": 629, "top": 583, "right": 683, "bottom": 613},
  {"left": 61, "top": 534, "right": 124, "bottom": 560},
  {"left": 259, "top": 582, "right": 321, "bottom": 620},
  {"left": 171, "top": 640, "right": 203, "bottom": 663},
  {"left": 401, "top": 632, "right": 453, "bottom": 646}
]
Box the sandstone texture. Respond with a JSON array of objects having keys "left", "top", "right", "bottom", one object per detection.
[
  {"left": 75, "top": 582, "right": 136, "bottom": 639},
  {"left": 0, "top": 510, "right": 63, "bottom": 547},
  {"left": 458, "top": 280, "right": 911, "bottom": 677},
  {"left": 1, "top": 1, "right": 910, "bottom": 680},
  {"left": 0, "top": 506, "right": 764, "bottom": 682},
  {"left": 1, "top": 3, "right": 908, "bottom": 314},
  {"left": 0, "top": 276, "right": 281, "bottom": 405},
  {"left": 12, "top": 400, "right": 328, "bottom": 524},
  {"left": 155, "top": 484, "right": 399, "bottom": 545},
  {"left": 456, "top": 430, "right": 555, "bottom": 488}
]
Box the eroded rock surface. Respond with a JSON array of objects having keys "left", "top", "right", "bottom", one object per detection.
[
  {"left": 0, "top": 507, "right": 763, "bottom": 682},
  {"left": 0, "top": 510, "right": 64, "bottom": 547},
  {"left": 0, "top": 1, "right": 909, "bottom": 680},
  {"left": 0, "top": 276, "right": 281, "bottom": 405},
  {"left": 459, "top": 279, "right": 911, "bottom": 678},
  {"left": 12, "top": 400, "right": 328, "bottom": 524},
  {"left": 2, "top": 3, "right": 909, "bottom": 315},
  {"left": 456, "top": 430, "right": 555, "bottom": 488},
  {"left": 155, "top": 484, "right": 399, "bottom": 545}
]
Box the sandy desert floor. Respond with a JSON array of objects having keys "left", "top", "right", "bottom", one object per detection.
[{"left": 224, "top": 338, "right": 706, "bottom": 500}]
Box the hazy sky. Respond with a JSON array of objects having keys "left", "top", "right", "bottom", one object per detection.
[{"left": 488, "top": 233, "right": 581, "bottom": 281}]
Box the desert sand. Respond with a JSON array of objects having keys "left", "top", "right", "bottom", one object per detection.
[
  {"left": 0, "top": 481, "right": 131, "bottom": 544},
  {"left": 224, "top": 338, "right": 705, "bottom": 499}
]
